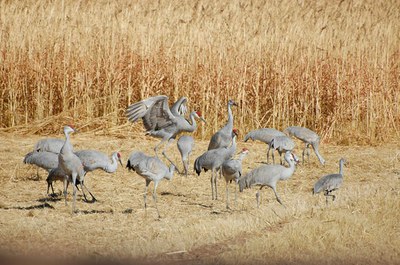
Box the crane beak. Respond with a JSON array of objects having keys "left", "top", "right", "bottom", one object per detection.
[
  {"left": 200, "top": 117, "right": 207, "bottom": 124},
  {"left": 232, "top": 101, "right": 238, "bottom": 107},
  {"left": 119, "top": 158, "right": 123, "bottom": 166}
]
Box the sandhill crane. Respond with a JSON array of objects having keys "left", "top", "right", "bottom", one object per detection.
[
  {"left": 126, "top": 151, "right": 175, "bottom": 218},
  {"left": 177, "top": 135, "right": 194, "bottom": 177},
  {"left": 75, "top": 150, "right": 122, "bottom": 173},
  {"left": 58, "top": 125, "right": 85, "bottom": 212},
  {"left": 34, "top": 138, "right": 65, "bottom": 153},
  {"left": 194, "top": 129, "right": 238, "bottom": 200},
  {"left": 23, "top": 151, "right": 58, "bottom": 172},
  {"left": 269, "top": 136, "right": 296, "bottom": 165},
  {"left": 208, "top": 100, "right": 238, "bottom": 150},
  {"left": 243, "top": 128, "right": 286, "bottom": 163},
  {"left": 284, "top": 126, "right": 325, "bottom": 165},
  {"left": 221, "top": 148, "right": 249, "bottom": 209},
  {"left": 238, "top": 151, "right": 299, "bottom": 207},
  {"left": 313, "top": 158, "right": 346, "bottom": 205},
  {"left": 125, "top": 95, "right": 206, "bottom": 166},
  {"left": 46, "top": 167, "right": 96, "bottom": 202}
]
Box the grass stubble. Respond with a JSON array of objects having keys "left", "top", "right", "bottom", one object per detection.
[{"left": 0, "top": 132, "right": 399, "bottom": 264}]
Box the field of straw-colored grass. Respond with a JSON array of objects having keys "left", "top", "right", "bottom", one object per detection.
[{"left": 0, "top": 131, "right": 399, "bottom": 264}]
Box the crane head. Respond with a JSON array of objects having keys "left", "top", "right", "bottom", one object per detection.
[
  {"left": 63, "top": 125, "right": 76, "bottom": 135},
  {"left": 232, "top": 128, "right": 239, "bottom": 137},
  {"left": 116, "top": 152, "right": 123, "bottom": 166},
  {"left": 228, "top": 99, "right": 238, "bottom": 107},
  {"left": 241, "top": 148, "right": 249, "bottom": 154},
  {"left": 195, "top": 111, "right": 207, "bottom": 123}
]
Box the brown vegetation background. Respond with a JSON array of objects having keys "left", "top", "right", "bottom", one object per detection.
[{"left": 0, "top": 0, "right": 399, "bottom": 143}]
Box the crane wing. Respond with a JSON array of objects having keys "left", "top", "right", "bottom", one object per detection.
[
  {"left": 170, "top": 97, "right": 188, "bottom": 117},
  {"left": 125, "top": 95, "right": 176, "bottom": 131}
]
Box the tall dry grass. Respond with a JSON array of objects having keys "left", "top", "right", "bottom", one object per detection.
[{"left": 0, "top": 0, "right": 399, "bottom": 143}]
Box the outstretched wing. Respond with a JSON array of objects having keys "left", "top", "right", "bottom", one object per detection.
[
  {"left": 125, "top": 95, "right": 176, "bottom": 131},
  {"left": 170, "top": 97, "right": 188, "bottom": 117}
]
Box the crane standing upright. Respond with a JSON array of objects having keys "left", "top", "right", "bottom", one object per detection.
[{"left": 58, "top": 125, "right": 85, "bottom": 213}]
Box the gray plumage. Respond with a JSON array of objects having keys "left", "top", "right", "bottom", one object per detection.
[
  {"left": 243, "top": 128, "right": 286, "bottom": 163},
  {"left": 34, "top": 138, "right": 65, "bottom": 153},
  {"left": 284, "top": 126, "right": 325, "bottom": 165},
  {"left": 177, "top": 135, "right": 195, "bottom": 177},
  {"left": 194, "top": 130, "right": 238, "bottom": 200},
  {"left": 238, "top": 151, "right": 299, "bottom": 207},
  {"left": 313, "top": 158, "right": 346, "bottom": 204},
  {"left": 269, "top": 136, "right": 296, "bottom": 165},
  {"left": 221, "top": 148, "right": 249, "bottom": 209},
  {"left": 75, "top": 150, "right": 122, "bottom": 173},
  {"left": 23, "top": 151, "right": 58, "bottom": 172},
  {"left": 58, "top": 125, "right": 86, "bottom": 212},
  {"left": 126, "top": 151, "right": 175, "bottom": 218},
  {"left": 207, "top": 99, "right": 238, "bottom": 150},
  {"left": 125, "top": 95, "right": 205, "bottom": 167}
]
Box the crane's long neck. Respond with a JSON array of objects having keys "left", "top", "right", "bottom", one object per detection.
[
  {"left": 221, "top": 103, "right": 234, "bottom": 133},
  {"left": 280, "top": 157, "right": 296, "bottom": 181},
  {"left": 339, "top": 160, "right": 344, "bottom": 176},
  {"left": 238, "top": 153, "right": 248, "bottom": 162},
  {"left": 61, "top": 131, "right": 73, "bottom": 154},
  {"left": 166, "top": 164, "right": 175, "bottom": 180},
  {"left": 227, "top": 135, "right": 237, "bottom": 157},
  {"left": 187, "top": 113, "right": 197, "bottom": 132},
  {"left": 105, "top": 154, "right": 118, "bottom": 173},
  {"left": 312, "top": 141, "right": 325, "bottom": 165}
]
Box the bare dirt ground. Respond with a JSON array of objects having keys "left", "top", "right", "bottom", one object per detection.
[{"left": 0, "top": 131, "right": 399, "bottom": 265}]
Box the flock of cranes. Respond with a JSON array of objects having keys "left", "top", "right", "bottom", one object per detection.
[{"left": 23, "top": 95, "right": 347, "bottom": 217}]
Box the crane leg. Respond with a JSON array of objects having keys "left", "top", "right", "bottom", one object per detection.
[
  {"left": 256, "top": 190, "right": 260, "bottom": 208},
  {"left": 271, "top": 149, "right": 275, "bottom": 164},
  {"left": 154, "top": 138, "right": 168, "bottom": 158},
  {"left": 306, "top": 144, "right": 311, "bottom": 164},
  {"left": 234, "top": 182, "right": 238, "bottom": 207},
  {"left": 162, "top": 139, "right": 180, "bottom": 174},
  {"left": 183, "top": 159, "right": 188, "bottom": 177},
  {"left": 267, "top": 145, "right": 271, "bottom": 164},
  {"left": 302, "top": 144, "right": 306, "bottom": 165},
  {"left": 144, "top": 179, "right": 151, "bottom": 216},
  {"left": 63, "top": 177, "right": 68, "bottom": 206},
  {"left": 210, "top": 169, "right": 215, "bottom": 200},
  {"left": 214, "top": 170, "right": 218, "bottom": 200},
  {"left": 153, "top": 182, "right": 160, "bottom": 218},
  {"left": 71, "top": 174, "right": 77, "bottom": 213},
  {"left": 81, "top": 182, "right": 97, "bottom": 203},
  {"left": 272, "top": 186, "right": 285, "bottom": 208},
  {"left": 226, "top": 182, "right": 230, "bottom": 209}
]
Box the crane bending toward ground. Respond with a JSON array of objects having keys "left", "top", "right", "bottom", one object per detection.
[
  {"left": 23, "top": 151, "right": 58, "bottom": 172},
  {"left": 34, "top": 138, "right": 65, "bottom": 153},
  {"left": 221, "top": 148, "right": 249, "bottom": 209},
  {"left": 269, "top": 136, "right": 296, "bottom": 165},
  {"left": 125, "top": 95, "right": 206, "bottom": 166},
  {"left": 58, "top": 125, "right": 85, "bottom": 213},
  {"left": 75, "top": 150, "right": 122, "bottom": 174},
  {"left": 126, "top": 151, "right": 175, "bottom": 218},
  {"left": 284, "top": 126, "right": 325, "bottom": 165},
  {"left": 243, "top": 128, "right": 286, "bottom": 163},
  {"left": 194, "top": 129, "right": 238, "bottom": 200},
  {"left": 313, "top": 158, "right": 346, "bottom": 205},
  {"left": 207, "top": 100, "right": 238, "bottom": 150},
  {"left": 177, "top": 135, "right": 194, "bottom": 177},
  {"left": 238, "top": 151, "right": 299, "bottom": 208}
]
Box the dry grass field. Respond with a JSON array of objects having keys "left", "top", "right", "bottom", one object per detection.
[
  {"left": 0, "top": 0, "right": 400, "bottom": 264},
  {"left": 0, "top": 131, "right": 399, "bottom": 265}
]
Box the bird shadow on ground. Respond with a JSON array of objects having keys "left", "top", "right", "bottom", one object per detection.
[
  {"left": 0, "top": 202, "right": 54, "bottom": 210},
  {"left": 37, "top": 196, "right": 62, "bottom": 203},
  {"left": 180, "top": 200, "right": 213, "bottom": 209},
  {"left": 160, "top": 191, "right": 186, "bottom": 197},
  {"left": 77, "top": 209, "right": 114, "bottom": 215}
]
